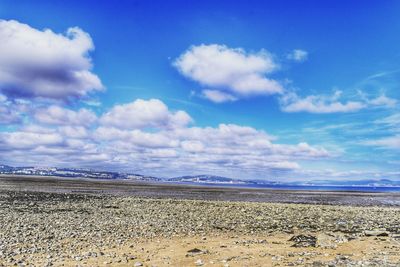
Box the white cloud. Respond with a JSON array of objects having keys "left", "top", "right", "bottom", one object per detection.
[
  {"left": 280, "top": 91, "right": 366, "bottom": 113},
  {"left": 58, "top": 126, "right": 90, "bottom": 139},
  {"left": 368, "top": 95, "right": 397, "bottom": 107},
  {"left": 174, "top": 44, "right": 283, "bottom": 101},
  {"left": 100, "top": 99, "right": 192, "bottom": 130},
  {"left": 0, "top": 94, "right": 28, "bottom": 124},
  {"left": 280, "top": 90, "right": 398, "bottom": 114},
  {"left": 94, "top": 127, "right": 180, "bottom": 149},
  {"left": 202, "top": 89, "right": 237, "bottom": 103},
  {"left": 0, "top": 131, "right": 63, "bottom": 150},
  {"left": 0, "top": 98, "right": 332, "bottom": 177},
  {"left": 91, "top": 123, "right": 329, "bottom": 174},
  {"left": 374, "top": 113, "right": 400, "bottom": 127},
  {"left": 34, "top": 105, "right": 97, "bottom": 127},
  {"left": 0, "top": 105, "right": 22, "bottom": 125},
  {"left": 287, "top": 49, "right": 308, "bottom": 62},
  {"left": 363, "top": 135, "right": 400, "bottom": 150},
  {"left": 0, "top": 20, "right": 103, "bottom": 100},
  {"left": 181, "top": 140, "right": 205, "bottom": 153}
]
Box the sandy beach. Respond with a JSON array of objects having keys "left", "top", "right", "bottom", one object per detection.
[{"left": 1, "top": 176, "right": 400, "bottom": 266}]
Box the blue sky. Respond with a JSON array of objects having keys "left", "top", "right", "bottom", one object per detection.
[{"left": 0, "top": 0, "right": 399, "bottom": 181}]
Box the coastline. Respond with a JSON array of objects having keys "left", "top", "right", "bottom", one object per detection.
[{"left": 1, "top": 175, "right": 400, "bottom": 207}]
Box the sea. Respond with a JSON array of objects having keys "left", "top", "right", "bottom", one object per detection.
[{"left": 169, "top": 182, "right": 400, "bottom": 193}]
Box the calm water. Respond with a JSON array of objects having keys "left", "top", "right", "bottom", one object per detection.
[{"left": 169, "top": 182, "right": 400, "bottom": 193}]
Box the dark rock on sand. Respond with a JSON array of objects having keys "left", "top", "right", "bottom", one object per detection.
[{"left": 289, "top": 234, "right": 317, "bottom": 247}]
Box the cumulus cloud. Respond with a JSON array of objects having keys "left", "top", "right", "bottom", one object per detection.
[
  {"left": 202, "top": 89, "right": 237, "bottom": 103},
  {"left": 0, "top": 98, "right": 332, "bottom": 177},
  {"left": 280, "top": 91, "right": 366, "bottom": 113},
  {"left": 94, "top": 127, "right": 180, "bottom": 149},
  {"left": 34, "top": 105, "right": 97, "bottom": 127},
  {"left": 100, "top": 99, "right": 192, "bottom": 130},
  {"left": 0, "top": 20, "right": 103, "bottom": 100},
  {"left": 174, "top": 44, "right": 283, "bottom": 101},
  {"left": 58, "top": 126, "right": 90, "bottom": 139},
  {"left": 181, "top": 140, "right": 205, "bottom": 153},
  {"left": 280, "top": 90, "right": 398, "bottom": 114},
  {"left": 93, "top": 123, "right": 329, "bottom": 174},
  {"left": 0, "top": 94, "right": 29, "bottom": 124},
  {"left": 368, "top": 94, "right": 397, "bottom": 107},
  {"left": 0, "top": 130, "right": 63, "bottom": 150},
  {"left": 0, "top": 105, "right": 22, "bottom": 125},
  {"left": 287, "top": 49, "right": 308, "bottom": 62},
  {"left": 0, "top": 95, "right": 20, "bottom": 124}
]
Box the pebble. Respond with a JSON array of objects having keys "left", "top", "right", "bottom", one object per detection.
[
  {"left": 364, "top": 230, "right": 389, "bottom": 237},
  {"left": 195, "top": 259, "right": 204, "bottom": 266},
  {"left": 0, "top": 191, "right": 399, "bottom": 266}
]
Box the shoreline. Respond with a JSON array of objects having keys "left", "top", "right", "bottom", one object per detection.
[
  {"left": 2, "top": 173, "right": 400, "bottom": 192},
  {"left": 1, "top": 175, "right": 400, "bottom": 207}
]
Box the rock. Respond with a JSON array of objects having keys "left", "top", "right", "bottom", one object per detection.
[
  {"left": 316, "top": 233, "right": 337, "bottom": 249},
  {"left": 364, "top": 230, "right": 389, "bottom": 237},
  {"left": 289, "top": 234, "right": 317, "bottom": 247},
  {"left": 312, "top": 261, "right": 324, "bottom": 267},
  {"left": 186, "top": 248, "right": 207, "bottom": 257},
  {"left": 134, "top": 262, "right": 143, "bottom": 267},
  {"left": 195, "top": 259, "right": 204, "bottom": 266}
]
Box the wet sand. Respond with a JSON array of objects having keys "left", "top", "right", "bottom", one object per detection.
[{"left": 1, "top": 175, "right": 400, "bottom": 206}]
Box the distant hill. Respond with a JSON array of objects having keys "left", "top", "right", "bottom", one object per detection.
[
  {"left": 0, "top": 165, "right": 14, "bottom": 172},
  {"left": 0, "top": 164, "right": 161, "bottom": 182}
]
